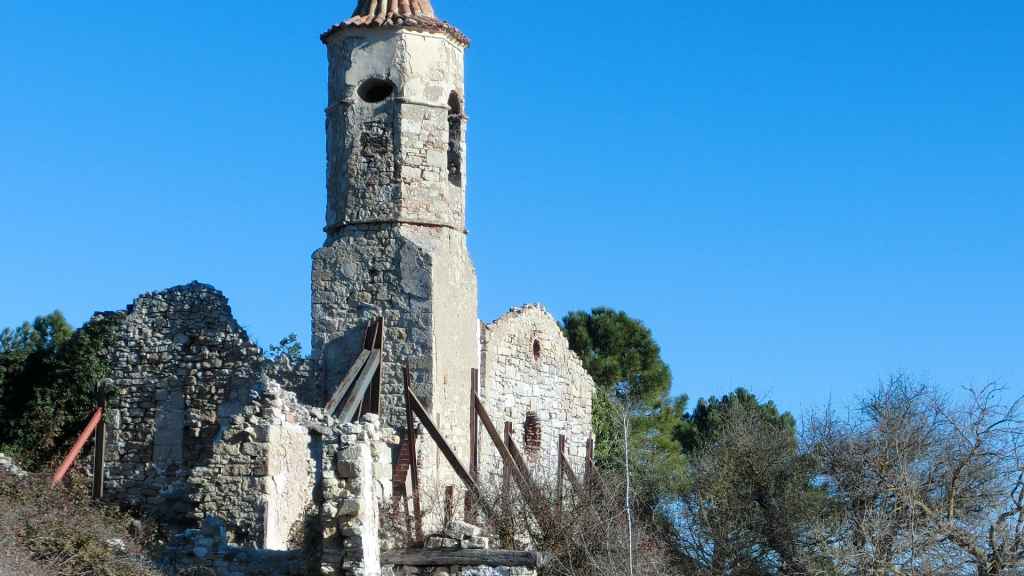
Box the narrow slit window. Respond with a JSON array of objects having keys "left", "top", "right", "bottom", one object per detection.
[{"left": 448, "top": 91, "right": 463, "bottom": 186}]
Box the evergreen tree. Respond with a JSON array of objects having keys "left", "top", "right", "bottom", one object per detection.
[{"left": 562, "top": 308, "right": 688, "bottom": 516}]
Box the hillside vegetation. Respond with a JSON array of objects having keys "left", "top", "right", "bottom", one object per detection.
[
  {"left": 1, "top": 309, "right": 1022, "bottom": 575},
  {"left": 0, "top": 469, "right": 160, "bottom": 576}
]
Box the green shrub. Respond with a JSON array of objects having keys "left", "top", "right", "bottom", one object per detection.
[{"left": 0, "top": 312, "right": 124, "bottom": 469}]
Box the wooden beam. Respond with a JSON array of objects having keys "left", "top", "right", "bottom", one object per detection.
[
  {"left": 557, "top": 435, "right": 565, "bottom": 515},
  {"left": 502, "top": 421, "right": 513, "bottom": 514},
  {"left": 560, "top": 450, "right": 582, "bottom": 493},
  {"left": 504, "top": 426, "right": 536, "bottom": 489},
  {"left": 404, "top": 380, "right": 478, "bottom": 496},
  {"left": 92, "top": 394, "right": 106, "bottom": 500},
  {"left": 337, "top": 350, "right": 381, "bottom": 423},
  {"left": 361, "top": 318, "right": 378, "bottom": 349},
  {"left": 372, "top": 319, "right": 383, "bottom": 413},
  {"left": 585, "top": 437, "right": 595, "bottom": 484},
  {"left": 474, "top": 395, "right": 517, "bottom": 479},
  {"left": 403, "top": 367, "right": 423, "bottom": 543},
  {"left": 466, "top": 368, "right": 480, "bottom": 522},
  {"left": 361, "top": 319, "right": 384, "bottom": 416},
  {"left": 470, "top": 369, "right": 479, "bottom": 481},
  {"left": 325, "top": 349, "right": 371, "bottom": 415},
  {"left": 473, "top": 394, "right": 548, "bottom": 516},
  {"left": 52, "top": 408, "right": 104, "bottom": 487},
  {"left": 381, "top": 549, "right": 548, "bottom": 569}
]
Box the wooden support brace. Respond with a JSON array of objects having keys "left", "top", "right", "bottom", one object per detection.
[
  {"left": 466, "top": 368, "right": 480, "bottom": 522},
  {"left": 557, "top": 435, "right": 565, "bottom": 515},
  {"left": 360, "top": 319, "right": 384, "bottom": 416},
  {"left": 52, "top": 408, "right": 104, "bottom": 488},
  {"left": 337, "top": 350, "right": 381, "bottom": 423},
  {"left": 404, "top": 379, "right": 479, "bottom": 496},
  {"left": 560, "top": 450, "right": 582, "bottom": 493},
  {"left": 325, "top": 349, "right": 371, "bottom": 415},
  {"left": 405, "top": 374, "right": 497, "bottom": 520},
  {"left": 404, "top": 367, "right": 424, "bottom": 543},
  {"left": 92, "top": 388, "right": 107, "bottom": 500},
  {"left": 381, "top": 549, "right": 548, "bottom": 569},
  {"left": 503, "top": 427, "right": 536, "bottom": 490},
  {"left": 473, "top": 394, "right": 531, "bottom": 496},
  {"left": 585, "top": 437, "right": 595, "bottom": 484}
]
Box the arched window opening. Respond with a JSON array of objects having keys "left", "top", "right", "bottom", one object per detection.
[
  {"left": 358, "top": 78, "right": 395, "bottom": 103},
  {"left": 447, "top": 91, "right": 463, "bottom": 186}
]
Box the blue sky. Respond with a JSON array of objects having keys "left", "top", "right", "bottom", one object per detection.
[{"left": 1, "top": 1, "right": 1021, "bottom": 415}]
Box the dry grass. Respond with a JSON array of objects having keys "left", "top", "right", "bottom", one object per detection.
[{"left": 0, "top": 470, "right": 162, "bottom": 576}]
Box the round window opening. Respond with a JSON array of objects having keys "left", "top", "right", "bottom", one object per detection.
[
  {"left": 358, "top": 78, "right": 395, "bottom": 103},
  {"left": 532, "top": 339, "right": 542, "bottom": 361}
]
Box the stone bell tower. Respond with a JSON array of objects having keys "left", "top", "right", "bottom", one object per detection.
[{"left": 312, "top": 1, "right": 477, "bottom": 490}]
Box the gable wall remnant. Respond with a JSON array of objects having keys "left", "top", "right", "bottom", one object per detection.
[
  {"left": 101, "top": 282, "right": 317, "bottom": 546},
  {"left": 479, "top": 306, "right": 595, "bottom": 489}
]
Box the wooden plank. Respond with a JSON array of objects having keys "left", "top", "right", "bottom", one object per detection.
[
  {"left": 52, "top": 408, "right": 104, "bottom": 487},
  {"left": 325, "top": 349, "right": 371, "bottom": 415},
  {"left": 466, "top": 369, "right": 479, "bottom": 521},
  {"left": 473, "top": 395, "right": 546, "bottom": 520},
  {"left": 361, "top": 319, "right": 384, "bottom": 416},
  {"left": 92, "top": 401, "right": 106, "bottom": 500},
  {"left": 381, "top": 549, "right": 547, "bottom": 569},
  {"left": 585, "top": 438, "right": 595, "bottom": 485},
  {"left": 473, "top": 394, "right": 519, "bottom": 482},
  {"left": 557, "top": 435, "right": 565, "bottom": 514},
  {"left": 372, "top": 319, "right": 384, "bottom": 413},
  {"left": 560, "top": 450, "right": 582, "bottom": 493},
  {"left": 362, "top": 318, "right": 378, "bottom": 349},
  {"left": 404, "top": 380, "right": 478, "bottom": 495},
  {"left": 403, "top": 367, "right": 423, "bottom": 543},
  {"left": 469, "top": 369, "right": 479, "bottom": 481},
  {"left": 336, "top": 350, "right": 381, "bottom": 423},
  {"left": 504, "top": 427, "right": 536, "bottom": 489},
  {"left": 502, "top": 422, "right": 513, "bottom": 504}
]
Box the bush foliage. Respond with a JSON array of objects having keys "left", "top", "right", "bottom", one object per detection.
[{"left": 0, "top": 311, "right": 124, "bottom": 469}]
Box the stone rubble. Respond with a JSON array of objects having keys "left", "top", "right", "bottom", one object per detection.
[{"left": 161, "top": 517, "right": 306, "bottom": 576}]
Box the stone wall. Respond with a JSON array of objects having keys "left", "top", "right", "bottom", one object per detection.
[
  {"left": 479, "top": 306, "right": 594, "bottom": 488},
  {"left": 320, "top": 414, "right": 398, "bottom": 576},
  {"left": 313, "top": 225, "right": 435, "bottom": 432},
  {"left": 188, "top": 381, "right": 319, "bottom": 550},
  {"left": 101, "top": 283, "right": 316, "bottom": 546}
]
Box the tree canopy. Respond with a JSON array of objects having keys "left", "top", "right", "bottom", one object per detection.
[
  {"left": 562, "top": 307, "right": 672, "bottom": 408},
  {"left": 0, "top": 311, "right": 122, "bottom": 468}
]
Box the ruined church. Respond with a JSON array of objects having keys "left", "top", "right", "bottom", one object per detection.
[{"left": 92, "top": 2, "right": 595, "bottom": 574}]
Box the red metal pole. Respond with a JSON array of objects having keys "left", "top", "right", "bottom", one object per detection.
[{"left": 51, "top": 407, "right": 104, "bottom": 488}]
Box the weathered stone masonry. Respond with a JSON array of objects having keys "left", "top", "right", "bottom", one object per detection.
[
  {"left": 93, "top": 2, "right": 596, "bottom": 575},
  {"left": 102, "top": 283, "right": 317, "bottom": 548},
  {"left": 479, "top": 306, "right": 593, "bottom": 488},
  {"left": 314, "top": 23, "right": 479, "bottom": 507}
]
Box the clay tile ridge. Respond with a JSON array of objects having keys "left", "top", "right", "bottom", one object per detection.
[{"left": 321, "top": 0, "right": 470, "bottom": 46}]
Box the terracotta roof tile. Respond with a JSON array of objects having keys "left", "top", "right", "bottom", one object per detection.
[{"left": 322, "top": 0, "right": 469, "bottom": 46}]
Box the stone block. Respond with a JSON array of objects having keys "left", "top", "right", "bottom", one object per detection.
[
  {"left": 336, "top": 460, "right": 358, "bottom": 479},
  {"left": 445, "top": 520, "right": 482, "bottom": 539}
]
